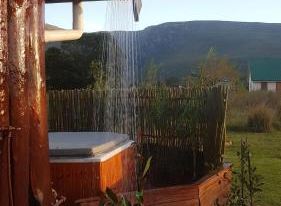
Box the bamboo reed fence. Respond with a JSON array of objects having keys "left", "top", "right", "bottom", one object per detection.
[
  {"left": 48, "top": 90, "right": 106, "bottom": 132},
  {"left": 47, "top": 86, "right": 228, "bottom": 185}
]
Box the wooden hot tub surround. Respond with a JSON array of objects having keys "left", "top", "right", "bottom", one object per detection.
[
  {"left": 50, "top": 139, "right": 136, "bottom": 205},
  {"left": 77, "top": 164, "right": 232, "bottom": 206}
]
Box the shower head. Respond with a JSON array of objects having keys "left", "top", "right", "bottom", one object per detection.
[
  {"left": 45, "top": 0, "right": 142, "bottom": 22},
  {"left": 133, "top": 0, "right": 142, "bottom": 22}
]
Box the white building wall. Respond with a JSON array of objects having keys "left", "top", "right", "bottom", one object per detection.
[
  {"left": 268, "top": 82, "right": 276, "bottom": 92},
  {"left": 250, "top": 82, "right": 261, "bottom": 91},
  {"left": 249, "top": 73, "right": 277, "bottom": 92},
  {"left": 249, "top": 74, "right": 260, "bottom": 91},
  {"left": 249, "top": 81, "right": 276, "bottom": 92}
]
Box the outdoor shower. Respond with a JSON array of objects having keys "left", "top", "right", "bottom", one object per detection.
[
  {"left": 0, "top": 0, "right": 142, "bottom": 205},
  {"left": 45, "top": 0, "right": 142, "bottom": 42}
]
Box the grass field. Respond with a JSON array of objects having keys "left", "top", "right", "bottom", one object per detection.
[{"left": 225, "top": 131, "right": 281, "bottom": 206}]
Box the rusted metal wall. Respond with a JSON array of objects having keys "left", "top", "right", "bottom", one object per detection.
[
  {"left": 0, "top": 0, "right": 52, "bottom": 205},
  {"left": 0, "top": 0, "right": 10, "bottom": 205},
  {"left": 0, "top": 0, "right": 8, "bottom": 128},
  {"left": 28, "top": 0, "right": 52, "bottom": 204},
  {"left": 8, "top": 1, "right": 31, "bottom": 205}
]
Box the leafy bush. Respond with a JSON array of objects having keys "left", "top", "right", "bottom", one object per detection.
[
  {"left": 247, "top": 106, "right": 273, "bottom": 133},
  {"left": 275, "top": 104, "right": 281, "bottom": 121},
  {"left": 228, "top": 90, "right": 281, "bottom": 132},
  {"left": 229, "top": 91, "right": 281, "bottom": 112}
]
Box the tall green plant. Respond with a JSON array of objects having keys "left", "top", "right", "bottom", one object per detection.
[
  {"left": 148, "top": 86, "right": 172, "bottom": 131},
  {"left": 141, "top": 86, "right": 227, "bottom": 184},
  {"left": 227, "top": 138, "right": 263, "bottom": 206},
  {"left": 176, "top": 93, "right": 203, "bottom": 179},
  {"left": 89, "top": 61, "right": 106, "bottom": 90},
  {"left": 143, "top": 59, "right": 160, "bottom": 88}
]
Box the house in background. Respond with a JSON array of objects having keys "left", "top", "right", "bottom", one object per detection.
[{"left": 249, "top": 59, "right": 281, "bottom": 92}]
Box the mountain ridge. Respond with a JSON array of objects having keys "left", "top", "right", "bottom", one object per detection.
[
  {"left": 47, "top": 20, "right": 281, "bottom": 79},
  {"left": 136, "top": 20, "right": 281, "bottom": 78}
]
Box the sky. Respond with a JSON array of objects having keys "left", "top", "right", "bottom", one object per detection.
[{"left": 46, "top": 0, "right": 281, "bottom": 32}]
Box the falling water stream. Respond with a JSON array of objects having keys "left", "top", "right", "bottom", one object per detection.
[
  {"left": 103, "top": 0, "right": 138, "bottom": 138},
  {"left": 103, "top": 0, "right": 139, "bottom": 195}
]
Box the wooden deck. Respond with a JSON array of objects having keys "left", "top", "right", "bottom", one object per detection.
[{"left": 77, "top": 165, "right": 232, "bottom": 206}]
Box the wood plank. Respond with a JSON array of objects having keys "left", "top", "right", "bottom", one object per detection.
[
  {"left": 99, "top": 147, "right": 136, "bottom": 193},
  {"left": 143, "top": 185, "right": 199, "bottom": 205},
  {"left": 51, "top": 162, "right": 100, "bottom": 205}
]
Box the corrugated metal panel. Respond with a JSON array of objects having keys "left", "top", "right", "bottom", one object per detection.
[
  {"left": 250, "top": 58, "right": 281, "bottom": 81},
  {"left": 0, "top": 0, "right": 10, "bottom": 205}
]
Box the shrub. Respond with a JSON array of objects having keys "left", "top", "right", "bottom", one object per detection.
[
  {"left": 229, "top": 91, "right": 281, "bottom": 111},
  {"left": 247, "top": 106, "right": 273, "bottom": 133},
  {"left": 275, "top": 104, "right": 281, "bottom": 121}
]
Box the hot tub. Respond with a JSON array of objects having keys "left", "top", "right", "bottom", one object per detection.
[{"left": 49, "top": 132, "right": 136, "bottom": 205}]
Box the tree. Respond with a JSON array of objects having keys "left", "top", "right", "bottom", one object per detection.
[
  {"left": 89, "top": 61, "right": 105, "bottom": 90},
  {"left": 143, "top": 59, "right": 160, "bottom": 87},
  {"left": 203, "top": 48, "right": 240, "bottom": 87},
  {"left": 164, "top": 76, "right": 180, "bottom": 87},
  {"left": 186, "top": 48, "right": 240, "bottom": 89},
  {"left": 45, "top": 32, "right": 120, "bottom": 90},
  {"left": 46, "top": 47, "right": 92, "bottom": 90}
]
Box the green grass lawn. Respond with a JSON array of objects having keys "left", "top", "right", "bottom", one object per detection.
[{"left": 225, "top": 131, "right": 281, "bottom": 206}]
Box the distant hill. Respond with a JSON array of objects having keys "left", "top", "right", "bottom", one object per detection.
[
  {"left": 46, "top": 21, "right": 281, "bottom": 80},
  {"left": 138, "top": 21, "right": 281, "bottom": 78}
]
